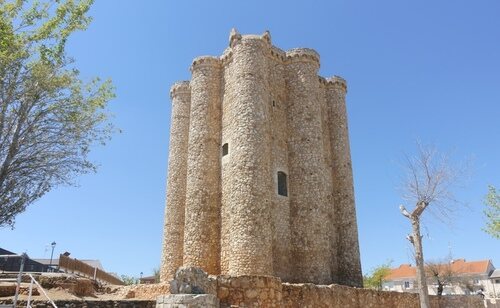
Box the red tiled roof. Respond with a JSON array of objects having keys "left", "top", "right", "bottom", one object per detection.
[
  {"left": 385, "top": 259, "right": 491, "bottom": 280},
  {"left": 385, "top": 264, "right": 416, "bottom": 280},
  {"left": 449, "top": 259, "right": 490, "bottom": 275}
]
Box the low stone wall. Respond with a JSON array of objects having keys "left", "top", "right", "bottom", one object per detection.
[
  {"left": 158, "top": 294, "right": 219, "bottom": 308},
  {"left": 128, "top": 267, "right": 484, "bottom": 308},
  {"left": 430, "top": 295, "right": 486, "bottom": 308},
  {"left": 0, "top": 285, "right": 39, "bottom": 297},
  {"left": 217, "top": 275, "right": 282, "bottom": 307},
  {"left": 0, "top": 300, "right": 156, "bottom": 308},
  {"left": 124, "top": 283, "right": 171, "bottom": 300},
  {"left": 282, "top": 283, "right": 483, "bottom": 308}
]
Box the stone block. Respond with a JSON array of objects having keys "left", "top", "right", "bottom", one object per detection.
[
  {"left": 158, "top": 294, "right": 219, "bottom": 308},
  {"left": 169, "top": 267, "right": 217, "bottom": 295}
]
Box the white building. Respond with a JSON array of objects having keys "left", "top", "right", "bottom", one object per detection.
[{"left": 383, "top": 259, "right": 498, "bottom": 298}]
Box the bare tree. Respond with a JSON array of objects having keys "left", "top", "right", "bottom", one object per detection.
[
  {"left": 426, "top": 260, "right": 454, "bottom": 296},
  {"left": 399, "top": 143, "right": 467, "bottom": 308}
]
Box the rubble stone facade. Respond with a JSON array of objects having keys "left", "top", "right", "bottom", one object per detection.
[{"left": 161, "top": 29, "right": 363, "bottom": 287}]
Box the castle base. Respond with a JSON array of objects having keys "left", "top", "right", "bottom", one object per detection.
[{"left": 151, "top": 267, "right": 484, "bottom": 308}]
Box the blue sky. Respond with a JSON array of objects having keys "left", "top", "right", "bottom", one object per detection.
[{"left": 1, "top": 0, "right": 499, "bottom": 278}]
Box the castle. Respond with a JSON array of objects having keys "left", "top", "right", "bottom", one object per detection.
[{"left": 160, "top": 29, "right": 362, "bottom": 287}]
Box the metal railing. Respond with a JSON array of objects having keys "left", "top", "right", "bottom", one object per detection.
[
  {"left": 0, "top": 254, "right": 57, "bottom": 308},
  {"left": 26, "top": 274, "right": 57, "bottom": 308}
]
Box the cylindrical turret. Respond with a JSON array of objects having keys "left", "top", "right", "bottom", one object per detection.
[
  {"left": 220, "top": 33, "right": 274, "bottom": 276},
  {"left": 325, "top": 76, "right": 363, "bottom": 287},
  {"left": 285, "top": 49, "right": 332, "bottom": 284},
  {"left": 160, "top": 81, "right": 191, "bottom": 282},
  {"left": 183, "top": 56, "right": 222, "bottom": 274}
]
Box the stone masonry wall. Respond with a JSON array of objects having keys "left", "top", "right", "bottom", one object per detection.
[
  {"left": 160, "top": 81, "right": 191, "bottom": 281},
  {"left": 286, "top": 49, "right": 332, "bottom": 284},
  {"left": 281, "top": 283, "right": 484, "bottom": 308},
  {"left": 217, "top": 275, "right": 282, "bottom": 308},
  {"left": 325, "top": 77, "right": 363, "bottom": 287},
  {"left": 0, "top": 299, "right": 156, "bottom": 308},
  {"left": 268, "top": 48, "right": 292, "bottom": 282},
  {"left": 221, "top": 34, "right": 274, "bottom": 276},
  {"left": 183, "top": 56, "right": 222, "bottom": 274},
  {"left": 157, "top": 268, "right": 483, "bottom": 308},
  {"left": 161, "top": 29, "right": 363, "bottom": 286}
]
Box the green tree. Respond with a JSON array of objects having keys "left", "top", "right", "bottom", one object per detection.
[
  {"left": 153, "top": 266, "right": 160, "bottom": 283},
  {"left": 363, "top": 260, "right": 392, "bottom": 290},
  {"left": 0, "top": 0, "right": 116, "bottom": 227},
  {"left": 483, "top": 185, "right": 499, "bottom": 239},
  {"left": 120, "top": 275, "right": 138, "bottom": 286}
]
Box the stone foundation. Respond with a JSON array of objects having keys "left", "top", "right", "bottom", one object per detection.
[
  {"left": 217, "top": 275, "right": 282, "bottom": 307},
  {"left": 157, "top": 294, "right": 219, "bottom": 308},
  {"left": 154, "top": 267, "right": 484, "bottom": 308}
]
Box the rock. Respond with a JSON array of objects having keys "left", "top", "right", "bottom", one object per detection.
[{"left": 169, "top": 267, "right": 216, "bottom": 295}]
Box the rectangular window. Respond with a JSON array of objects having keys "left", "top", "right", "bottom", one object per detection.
[
  {"left": 278, "top": 171, "right": 288, "bottom": 196},
  {"left": 404, "top": 281, "right": 410, "bottom": 289},
  {"left": 222, "top": 143, "right": 228, "bottom": 156}
]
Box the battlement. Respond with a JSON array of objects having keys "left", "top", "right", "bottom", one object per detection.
[
  {"left": 169, "top": 81, "right": 190, "bottom": 99},
  {"left": 286, "top": 48, "right": 320, "bottom": 64},
  {"left": 191, "top": 56, "right": 221, "bottom": 71},
  {"left": 229, "top": 28, "right": 272, "bottom": 47},
  {"left": 326, "top": 75, "right": 348, "bottom": 92}
]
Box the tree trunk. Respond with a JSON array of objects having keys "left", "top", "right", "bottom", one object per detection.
[{"left": 412, "top": 218, "right": 430, "bottom": 308}]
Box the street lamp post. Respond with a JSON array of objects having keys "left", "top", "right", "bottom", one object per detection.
[{"left": 49, "top": 241, "right": 56, "bottom": 272}]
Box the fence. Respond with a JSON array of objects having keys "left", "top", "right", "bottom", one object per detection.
[{"left": 58, "top": 255, "right": 123, "bottom": 285}]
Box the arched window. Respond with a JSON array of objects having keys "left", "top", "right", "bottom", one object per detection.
[{"left": 277, "top": 171, "right": 288, "bottom": 197}]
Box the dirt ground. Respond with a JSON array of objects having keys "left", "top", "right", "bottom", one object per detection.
[{"left": 0, "top": 273, "right": 164, "bottom": 303}]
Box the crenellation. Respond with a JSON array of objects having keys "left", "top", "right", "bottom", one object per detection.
[
  {"left": 326, "top": 75, "right": 348, "bottom": 92},
  {"left": 228, "top": 28, "right": 242, "bottom": 48},
  {"left": 191, "top": 56, "right": 221, "bottom": 71},
  {"left": 169, "top": 81, "right": 190, "bottom": 99},
  {"left": 161, "top": 29, "right": 362, "bottom": 287},
  {"left": 286, "top": 48, "right": 321, "bottom": 64},
  {"left": 219, "top": 49, "right": 233, "bottom": 66}
]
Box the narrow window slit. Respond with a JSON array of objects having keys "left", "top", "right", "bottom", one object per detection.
[
  {"left": 278, "top": 171, "right": 288, "bottom": 197},
  {"left": 222, "top": 143, "right": 229, "bottom": 156}
]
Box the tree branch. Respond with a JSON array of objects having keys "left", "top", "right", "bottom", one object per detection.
[{"left": 400, "top": 204, "right": 412, "bottom": 219}]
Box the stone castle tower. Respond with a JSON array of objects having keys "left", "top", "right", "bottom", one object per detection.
[{"left": 161, "top": 29, "right": 362, "bottom": 287}]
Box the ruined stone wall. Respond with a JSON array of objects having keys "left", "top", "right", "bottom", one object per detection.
[{"left": 161, "top": 29, "right": 363, "bottom": 287}]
